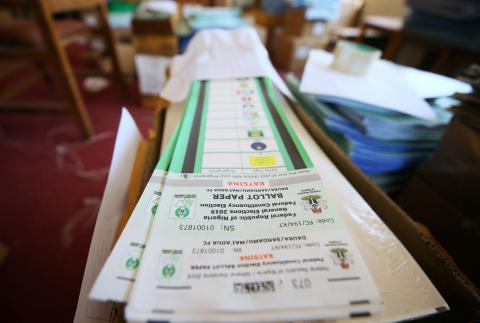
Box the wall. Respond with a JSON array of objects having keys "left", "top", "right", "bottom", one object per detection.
[{"left": 363, "top": 0, "right": 407, "bottom": 17}]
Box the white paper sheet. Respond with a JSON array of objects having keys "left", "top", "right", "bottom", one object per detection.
[
  {"left": 73, "top": 109, "right": 144, "bottom": 323},
  {"left": 160, "top": 27, "right": 292, "bottom": 102},
  {"left": 400, "top": 66, "right": 472, "bottom": 99},
  {"left": 300, "top": 50, "right": 441, "bottom": 122},
  {"left": 135, "top": 54, "right": 171, "bottom": 95},
  {"left": 143, "top": 0, "right": 177, "bottom": 15}
]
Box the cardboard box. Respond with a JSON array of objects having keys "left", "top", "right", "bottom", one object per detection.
[
  {"left": 273, "top": 33, "right": 295, "bottom": 70},
  {"left": 397, "top": 175, "right": 480, "bottom": 288},
  {"left": 132, "top": 15, "right": 177, "bottom": 109},
  {"left": 75, "top": 98, "right": 480, "bottom": 323},
  {"left": 396, "top": 117, "right": 480, "bottom": 288},
  {"left": 283, "top": 6, "right": 306, "bottom": 37},
  {"left": 133, "top": 35, "right": 177, "bottom": 56},
  {"left": 288, "top": 98, "right": 480, "bottom": 321},
  {"left": 132, "top": 17, "right": 175, "bottom": 36},
  {"left": 274, "top": 33, "right": 325, "bottom": 72}
]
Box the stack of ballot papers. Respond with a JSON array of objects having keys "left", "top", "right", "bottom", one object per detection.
[
  {"left": 294, "top": 50, "right": 472, "bottom": 192},
  {"left": 87, "top": 76, "right": 450, "bottom": 322},
  {"left": 90, "top": 77, "right": 386, "bottom": 321}
]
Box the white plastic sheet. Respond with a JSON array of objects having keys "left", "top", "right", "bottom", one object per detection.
[{"left": 161, "top": 27, "right": 292, "bottom": 102}]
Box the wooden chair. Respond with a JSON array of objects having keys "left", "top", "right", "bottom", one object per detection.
[
  {"left": 0, "top": 0, "right": 127, "bottom": 139},
  {"left": 326, "top": 0, "right": 367, "bottom": 48}
]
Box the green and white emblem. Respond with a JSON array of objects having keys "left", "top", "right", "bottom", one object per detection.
[{"left": 170, "top": 194, "right": 196, "bottom": 219}]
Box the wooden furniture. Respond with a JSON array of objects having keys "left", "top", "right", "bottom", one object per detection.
[
  {"left": 328, "top": 1, "right": 367, "bottom": 44},
  {"left": 357, "top": 15, "right": 480, "bottom": 74},
  {"left": 0, "top": 0, "right": 127, "bottom": 139},
  {"left": 273, "top": 2, "right": 367, "bottom": 71},
  {"left": 132, "top": 5, "right": 177, "bottom": 110},
  {"left": 357, "top": 15, "right": 404, "bottom": 60},
  {"left": 272, "top": 6, "right": 306, "bottom": 71},
  {"left": 250, "top": 8, "right": 283, "bottom": 55}
]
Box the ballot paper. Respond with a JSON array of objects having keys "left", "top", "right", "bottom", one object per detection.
[
  {"left": 91, "top": 78, "right": 379, "bottom": 313},
  {"left": 125, "top": 78, "right": 382, "bottom": 322},
  {"left": 89, "top": 122, "right": 182, "bottom": 302},
  {"left": 154, "top": 92, "right": 449, "bottom": 322}
]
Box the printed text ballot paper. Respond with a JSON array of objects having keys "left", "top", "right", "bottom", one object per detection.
[
  {"left": 126, "top": 78, "right": 381, "bottom": 322},
  {"left": 89, "top": 123, "right": 181, "bottom": 302}
]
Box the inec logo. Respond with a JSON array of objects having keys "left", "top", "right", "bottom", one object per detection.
[
  {"left": 175, "top": 206, "right": 190, "bottom": 218},
  {"left": 158, "top": 249, "right": 182, "bottom": 279},
  {"left": 145, "top": 191, "right": 161, "bottom": 216},
  {"left": 162, "top": 264, "right": 176, "bottom": 278},
  {"left": 170, "top": 194, "right": 196, "bottom": 219},
  {"left": 151, "top": 204, "right": 158, "bottom": 216},
  {"left": 121, "top": 246, "right": 143, "bottom": 273},
  {"left": 125, "top": 256, "right": 140, "bottom": 270}
]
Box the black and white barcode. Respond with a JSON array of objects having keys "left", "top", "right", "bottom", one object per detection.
[{"left": 233, "top": 281, "right": 275, "bottom": 294}]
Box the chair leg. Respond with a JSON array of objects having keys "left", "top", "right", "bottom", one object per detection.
[
  {"left": 97, "top": 2, "right": 129, "bottom": 98},
  {"left": 36, "top": 0, "right": 94, "bottom": 139},
  {"left": 383, "top": 33, "right": 404, "bottom": 61},
  {"left": 35, "top": 60, "right": 55, "bottom": 97},
  {"left": 431, "top": 49, "right": 451, "bottom": 74}
]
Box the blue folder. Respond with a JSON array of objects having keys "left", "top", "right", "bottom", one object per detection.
[{"left": 286, "top": 74, "right": 453, "bottom": 192}]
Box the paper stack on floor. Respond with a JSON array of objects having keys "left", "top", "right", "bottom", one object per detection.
[{"left": 295, "top": 50, "right": 471, "bottom": 192}]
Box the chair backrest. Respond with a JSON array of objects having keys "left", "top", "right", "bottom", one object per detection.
[
  {"left": 337, "top": 0, "right": 365, "bottom": 27},
  {"left": 0, "top": 0, "right": 34, "bottom": 9},
  {"left": 0, "top": 0, "right": 113, "bottom": 140},
  {"left": 0, "top": 0, "right": 101, "bottom": 49},
  {"left": 46, "top": 0, "right": 101, "bottom": 14},
  {"left": 0, "top": 0, "right": 101, "bottom": 14},
  {"left": 0, "top": 1, "right": 52, "bottom": 53}
]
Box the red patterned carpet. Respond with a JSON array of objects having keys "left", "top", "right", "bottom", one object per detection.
[{"left": 0, "top": 48, "right": 153, "bottom": 322}]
